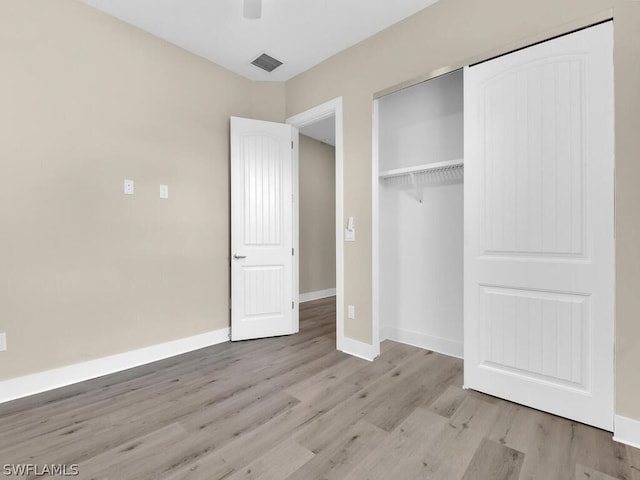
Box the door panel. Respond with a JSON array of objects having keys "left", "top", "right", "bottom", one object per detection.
[
  {"left": 464, "top": 22, "right": 614, "bottom": 430},
  {"left": 231, "top": 117, "right": 296, "bottom": 341},
  {"left": 478, "top": 286, "right": 588, "bottom": 386},
  {"left": 481, "top": 58, "right": 586, "bottom": 258}
]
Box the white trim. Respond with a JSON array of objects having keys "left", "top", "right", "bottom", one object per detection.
[
  {"left": 382, "top": 327, "right": 463, "bottom": 359},
  {"left": 371, "top": 99, "right": 381, "bottom": 359},
  {"left": 0, "top": 328, "right": 229, "bottom": 404},
  {"left": 292, "top": 126, "right": 300, "bottom": 332},
  {"left": 613, "top": 415, "right": 640, "bottom": 449},
  {"left": 287, "top": 97, "right": 344, "bottom": 355},
  {"left": 299, "top": 288, "right": 337, "bottom": 303},
  {"left": 339, "top": 336, "right": 378, "bottom": 362}
]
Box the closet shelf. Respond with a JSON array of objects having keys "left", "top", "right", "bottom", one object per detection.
[{"left": 378, "top": 159, "right": 464, "bottom": 179}]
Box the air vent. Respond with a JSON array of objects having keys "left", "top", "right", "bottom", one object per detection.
[{"left": 250, "top": 53, "right": 283, "bottom": 73}]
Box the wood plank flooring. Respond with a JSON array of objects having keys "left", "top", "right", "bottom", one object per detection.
[{"left": 0, "top": 296, "right": 638, "bottom": 479}]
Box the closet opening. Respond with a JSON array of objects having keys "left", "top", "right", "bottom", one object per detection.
[
  {"left": 374, "top": 69, "right": 464, "bottom": 359},
  {"left": 372, "top": 22, "right": 614, "bottom": 431}
]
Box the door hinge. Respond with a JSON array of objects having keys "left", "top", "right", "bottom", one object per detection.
[
  {"left": 292, "top": 247, "right": 294, "bottom": 256},
  {"left": 292, "top": 301, "right": 294, "bottom": 309},
  {"left": 291, "top": 140, "right": 294, "bottom": 149}
]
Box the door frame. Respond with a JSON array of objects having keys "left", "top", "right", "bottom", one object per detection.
[
  {"left": 286, "top": 97, "right": 345, "bottom": 352},
  {"left": 372, "top": 99, "right": 381, "bottom": 356}
]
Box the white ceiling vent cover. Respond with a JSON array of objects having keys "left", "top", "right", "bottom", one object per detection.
[{"left": 250, "top": 53, "right": 283, "bottom": 73}]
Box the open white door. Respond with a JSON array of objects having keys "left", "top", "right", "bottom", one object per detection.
[
  {"left": 230, "top": 117, "right": 298, "bottom": 341},
  {"left": 464, "top": 22, "right": 614, "bottom": 430}
]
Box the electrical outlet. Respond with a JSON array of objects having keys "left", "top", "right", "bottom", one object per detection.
[
  {"left": 160, "top": 184, "right": 169, "bottom": 199},
  {"left": 124, "top": 179, "right": 134, "bottom": 195},
  {"left": 347, "top": 305, "right": 355, "bottom": 320},
  {"left": 0, "top": 333, "right": 6, "bottom": 352}
]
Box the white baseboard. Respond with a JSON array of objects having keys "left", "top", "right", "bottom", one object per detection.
[
  {"left": 613, "top": 415, "right": 640, "bottom": 449},
  {"left": 382, "top": 326, "right": 463, "bottom": 359},
  {"left": 299, "top": 288, "right": 337, "bottom": 303},
  {"left": 338, "top": 335, "right": 379, "bottom": 361},
  {"left": 0, "top": 327, "right": 230, "bottom": 404}
]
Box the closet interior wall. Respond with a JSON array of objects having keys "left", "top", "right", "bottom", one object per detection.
[{"left": 378, "top": 70, "right": 464, "bottom": 358}]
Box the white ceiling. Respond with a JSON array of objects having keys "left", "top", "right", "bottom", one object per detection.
[
  {"left": 79, "top": 0, "right": 440, "bottom": 81},
  {"left": 300, "top": 116, "right": 335, "bottom": 146}
]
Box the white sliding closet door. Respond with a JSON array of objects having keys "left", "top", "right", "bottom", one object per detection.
[{"left": 464, "top": 22, "right": 614, "bottom": 430}]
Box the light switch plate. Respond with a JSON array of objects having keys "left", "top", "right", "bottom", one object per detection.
[
  {"left": 345, "top": 228, "right": 355, "bottom": 242},
  {"left": 124, "top": 179, "right": 134, "bottom": 195},
  {"left": 347, "top": 305, "right": 355, "bottom": 320},
  {"left": 0, "top": 333, "right": 6, "bottom": 352},
  {"left": 160, "top": 184, "right": 169, "bottom": 199}
]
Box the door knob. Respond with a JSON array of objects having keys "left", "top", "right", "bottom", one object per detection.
[{"left": 233, "top": 254, "right": 247, "bottom": 260}]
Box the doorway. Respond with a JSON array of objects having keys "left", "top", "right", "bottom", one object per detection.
[
  {"left": 298, "top": 119, "right": 337, "bottom": 305},
  {"left": 287, "top": 98, "right": 345, "bottom": 352}
]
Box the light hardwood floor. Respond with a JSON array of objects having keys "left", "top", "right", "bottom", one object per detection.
[{"left": 1, "top": 296, "right": 638, "bottom": 480}]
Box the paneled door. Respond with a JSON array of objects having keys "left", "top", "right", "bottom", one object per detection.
[
  {"left": 230, "top": 117, "right": 298, "bottom": 341},
  {"left": 464, "top": 22, "right": 614, "bottom": 430}
]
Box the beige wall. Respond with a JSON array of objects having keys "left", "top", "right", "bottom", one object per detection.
[
  {"left": 0, "top": 0, "right": 262, "bottom": 380},
  {"left": 250, "top": 82, "right": 286, "bottom": 123},
  {"left": 299, "top": 135, "right": 336, "bottom": 295},
  {"left": 612, "top": 3, "right": 640, "bottom": 420},
  {"left": 285, "top": 0, "right": 640, "bottom": 420}
]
